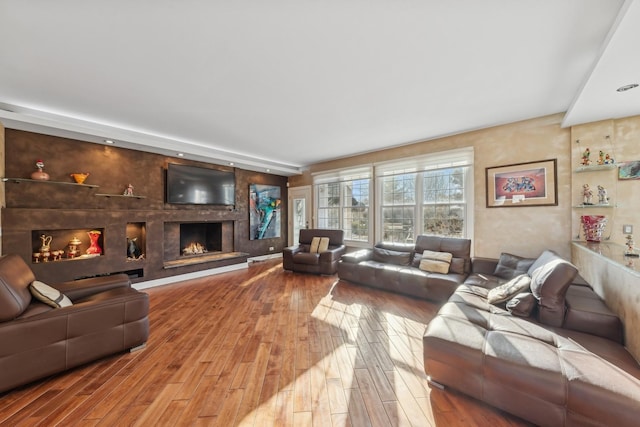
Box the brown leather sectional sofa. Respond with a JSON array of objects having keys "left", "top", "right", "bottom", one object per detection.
[
  {"left": 423, "top": 250, "right": 640, "bottom": 426},
  {"left": 337, "top": 235, "right": 471, "bottom": 302},
  {"left": 0, "top": 254, "right": 149, "bottom": 394}
]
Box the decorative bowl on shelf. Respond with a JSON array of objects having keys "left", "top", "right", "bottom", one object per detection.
[{"left": 70, "top": 173, "right": 90, "bottom": 184}]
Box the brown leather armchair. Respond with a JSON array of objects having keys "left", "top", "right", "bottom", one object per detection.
[
  {"left": 282, "top": 229, "right": 346, "bottom": 274},
  {"left": 0, "top": 254, "right": 149, "bottom": 393}
]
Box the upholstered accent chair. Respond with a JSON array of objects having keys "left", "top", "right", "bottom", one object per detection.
[{"left": 282, "top": 229, "right": 346, "bottom": 274}]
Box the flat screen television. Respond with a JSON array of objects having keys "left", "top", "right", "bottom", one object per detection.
[{"left": 166, "top": 163, "right": 236, "bottom": 206}]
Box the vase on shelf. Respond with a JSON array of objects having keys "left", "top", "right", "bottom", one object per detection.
[
  {"left": 581, "top": 215, "right": 607, "bottom": 242},
  {"left": 86, "top": 230, "right": 102, "bottom": 255},
  {"left": 30, "top": 160, "right": 50, "bottom": 181}
]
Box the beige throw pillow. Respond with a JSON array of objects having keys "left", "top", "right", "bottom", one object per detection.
[
  {"left": 309, "top": 237, "right": 321, "bottom": 253},
  {"left": 317, "top": 237, "right": 330, "bottom": 253},
  {"left": 487, "top": 274, "right": 532, "bottom": 304},
  {"left": 418, "top": 250, "right": 453, "bottom": 274},
  {"left": 29, "top": 280, "right": 73, "bottom": 308}
]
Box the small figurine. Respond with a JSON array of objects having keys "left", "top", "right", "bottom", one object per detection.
[
  {"left": 581, "top": 148, "right": 591, "bottom": 166},
  {"left": 597, "top": 150, "right": 606, "bottom": 165},
  {"left": 582, "top": 184, "right": 594, "bottom": 205},
  {"left": 123, "top": 183, "right": 134, "bottom": 196},
  {"left": 625, "top": 234, "right": 639, "bottom": 257},
  {"left": 604, "top": 154, "right": 615, "bottom": 164},
  {"left": 127, "top": 237, "right": 142, "bottom": 259},
  {"left": 597, "top": 185, "right": 609, "bottom": 205},
  {"left": 31, "top": 159, "right": 50, "bottom": 181}
]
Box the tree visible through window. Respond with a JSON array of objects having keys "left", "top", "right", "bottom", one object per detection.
[
  {"left": 380, "top": 166, "right": 468, "bottom": 242},
  {"left": 316, "top": 177, "right": 370, "bottom": 242}
]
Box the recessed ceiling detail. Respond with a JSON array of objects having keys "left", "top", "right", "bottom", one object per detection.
[{"left": 1, "top": 1, "right": 638, "bottom": 176}]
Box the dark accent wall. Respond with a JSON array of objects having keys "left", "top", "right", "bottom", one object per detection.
[{"left": 1, "top": 129, "right": 288, "bottom": 283}]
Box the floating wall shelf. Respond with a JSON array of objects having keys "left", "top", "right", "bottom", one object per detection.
[
  {"left": 573, "top": 164, "right": 617, "bottom": 173},
  {"left": 95, "top": 193, "right": 147, "bottom": 199},
  {"left": 2, "top": 177, "right": 99, "bottom": 188}
]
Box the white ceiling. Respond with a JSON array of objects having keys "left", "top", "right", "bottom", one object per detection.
[{"left": 1, "top": 0, "right": 639, "bottom": 176}]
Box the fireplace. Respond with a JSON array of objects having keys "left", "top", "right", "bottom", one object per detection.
[
  {"left": 163, "top": 220, "right": 235, "bottom": 263},
  {"left": 179, "top": 223, "right": 222, "bottom": 256}
]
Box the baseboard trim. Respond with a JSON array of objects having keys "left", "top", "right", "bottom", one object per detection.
[
  {"left": 133, "top": 262, "right": 249, "bottom": 290},
  {"left": 248, "top": 253, "right": 283, "bottom": 262}
]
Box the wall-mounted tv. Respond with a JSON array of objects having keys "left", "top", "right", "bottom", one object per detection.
[{"left": 166, "top": 163, "right": 236, "bottom": 206}]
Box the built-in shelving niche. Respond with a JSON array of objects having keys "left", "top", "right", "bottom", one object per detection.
[
  {"left": 126, "top": 222, "right": 147, "bottom": 262},
  {"left": 31, "top": 228, "right": 105, "bottom": 263}
]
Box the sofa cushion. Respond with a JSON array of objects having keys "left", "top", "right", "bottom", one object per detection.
[
  {"left": 493, "top": 252, "right": 536, "bottom": 280},
  {"left": 415, "top": 235, "right": 472, "bottom": 274},
  {"left": 528, "top": 250, "right": 578, "bottom": 327},
  {"left": 310, "top": 237, "right": 321, "bottom": 253},
  {"left": 413, "top": 253, "right": 465, "bottom": 275},
  {"left": 29, "top": 280, "right": 73, "bottom": 308},
  {"left": 0, "top": 254, "right": 36, "bottom": 321},
  {"left": 372, "top": 248, "right": 412, "bottom": 266},
  {"left": 506, "top": 292, "right": 537, "bottom": 317},
  {"left": 418, "top": 250, "right": 453, "bottom": 274},
  {"left": 317, "top": 237, "right": 330, "bottom": 253},
  {"left": 292, "top": 252, "right": 320, "bottom": 265},
  {"left": 487, "top": 274, "right": 531, "bottom": 304}
]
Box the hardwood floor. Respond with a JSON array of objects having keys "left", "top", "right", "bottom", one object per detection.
[{"left": 0, "top": 259, "right": 532, "bottom": 426}]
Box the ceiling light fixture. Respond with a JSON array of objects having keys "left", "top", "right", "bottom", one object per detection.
[
  {"left": 104, "top": 139, "right": 114, "bottom": 144},
  {"left": 229, "top": 162, "right": 234, "bottom": 166},
  {"left": 177, "top": 153, "right": 184, "bottom": 157},
  {"left": 616, "top": 83, "right": 639, "bottom": 92}
]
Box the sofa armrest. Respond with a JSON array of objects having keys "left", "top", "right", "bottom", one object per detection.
[
  {"left": 283, "top": 245, "right": 304, "bottom": 256},
  {"left": 52, "top": 273, "right": 131, "bottom": 302},
  {"left": 340, "top": 248, "right": 373, "bottom": 264},
  {"left": 470, "top": 257, "right": 499, "bottom": 275},
  {"left": 319, "top": 245, "right": 347, "bottom": 262}
]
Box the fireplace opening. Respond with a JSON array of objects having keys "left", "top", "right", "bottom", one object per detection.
[{"left": 179, "top": 223, "right": 222, "bottom": 257}]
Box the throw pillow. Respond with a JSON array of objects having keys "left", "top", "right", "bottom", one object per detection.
[
  {"left": 418, "top": 250, "right": 453, "bottom": 274},
  {"left": 506, "top": 292, "right": 537, "bottom": 317},
  {"left": 29, "top": 280, "right": 73, "bottom": 308},
  {"left": 309, "top": 237, "right": 321, "bottom": 254},
  {"left": 317, "top": 237, "right": 330, "bottom": 253},
  {"left": 487, "top": 274, "right": 532, "bottom": 304},
  {"left": 493, "top": 253, "right": 536, "bottom": 280}
]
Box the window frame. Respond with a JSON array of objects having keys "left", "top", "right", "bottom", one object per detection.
[
  {"left": 313, "top": 167, "right": 373, "bottom": 247},
  {"left": 374, "top": 148, "right": 474, "bottom": 243}
]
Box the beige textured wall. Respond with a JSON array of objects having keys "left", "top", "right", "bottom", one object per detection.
[
  {"left": 571, "top": 115, "right": 640, "bottom": 246},
  {"left": 290, "top": 113, "right": 573, "bottom": 259}
]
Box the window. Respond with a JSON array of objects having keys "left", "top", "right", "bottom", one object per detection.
[
  {"left": 376, "top": 148, "right": 473, "bottom": 243},
  {"left": 314, "top": 167, "right": 372, "bottom": 243},
  {"left": 312, "top": 148, "right": 473, "bottom": 246}
]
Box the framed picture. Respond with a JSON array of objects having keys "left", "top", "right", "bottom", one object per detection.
[
  {"left": 249, "top": 184, "right": 282, "bottom": 240},
  {"left": 486, "top": 159, "right": 557, "bottom": 208},
  {"left": 618, "top": 160, "right": 640, "bottom": 180}
]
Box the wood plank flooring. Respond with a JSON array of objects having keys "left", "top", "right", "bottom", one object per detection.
[{"left": 0, "top": 259, "right": 532, "bottom": 426}]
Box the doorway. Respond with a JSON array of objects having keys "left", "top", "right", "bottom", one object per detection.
[{"left": 288, "top": 186, "right": 312, "bottom": 246}]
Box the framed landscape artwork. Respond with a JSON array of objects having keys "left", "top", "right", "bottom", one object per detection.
[
  {"left": 249, "top": 184, "right": 282, "bottom": 240},
  {"left": 486, "top": 159, "right": 558, "bottom": 208}
]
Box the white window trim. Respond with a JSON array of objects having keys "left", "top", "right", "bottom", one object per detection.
[
  {"left": 374, "top": 148, "right": 474, "bottom": 244},
  {"left": 313, "top": 166, "right": 374, "bottom": 246},
  {"left": 310, "top": 147, "right": 474, "bottom": 249}
]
